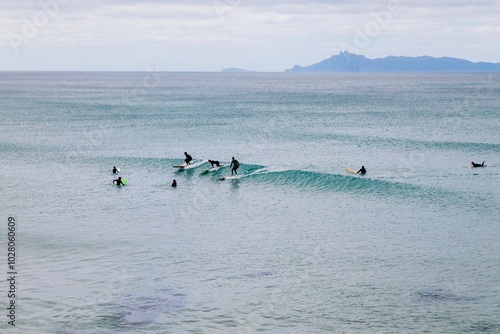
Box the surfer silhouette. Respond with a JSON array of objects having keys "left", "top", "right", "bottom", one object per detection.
[
  {"left": 171, "top": 179, "right": 177, "bottom": 187},
  {"left": 357, "top": 166, "right": 367, "bottom": 174},
  {"left": 184, "top": 152, "right": 193, "bottom": 165},
  {"left": 112, "top": 166, "right": 119, "bottom": 174},
  {"left": 471, "top": 161, "right": 485, "bottom": 167},
  {"left": 208, "top": 159, "right": 221, "bottom": 168},
  {"left": 230, "top": 157, "right": 240, "bottom": 175},
  {"left": 113, "top": 176, "right": 125, "bottom": 186}
]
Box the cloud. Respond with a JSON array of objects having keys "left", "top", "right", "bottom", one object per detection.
[{"left": 0, "top": 0, "right": 499, "bottom": 70}]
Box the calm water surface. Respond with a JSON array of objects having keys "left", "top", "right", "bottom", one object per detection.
[{"left": 0, "top": 72, "right": 499, "bottom": 333}]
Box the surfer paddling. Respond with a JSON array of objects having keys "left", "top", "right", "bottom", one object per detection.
[
  {"left": 230, "top": 157, "right": 240, "bottom": 175},
  {"left": 471, "top": 161, "right": 485, "bottom": 167},
  {"left": 184, "top": 152, "right": 193, "bottom": 165},
  {"left": 357, "top": 166, "right": 367, "bottom": 174}
]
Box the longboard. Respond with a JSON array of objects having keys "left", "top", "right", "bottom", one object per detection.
[
  {"left": 219, "top": 175, "right": 240, "bottom": 181},
  {"left": 201, "top": 165, "right": 225, "bottom": 174},
  {"left": 344, "top": 167, "right": 358, "bottom": 174},
  {"left": 174, "top": 160, "right": 208, "bottom": 169}
]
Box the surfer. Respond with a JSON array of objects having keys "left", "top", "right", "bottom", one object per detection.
[
  {"left": 208, "top": 159, "right": 221, "bottom": 168},
  {"left": 171, "top": 179, "right": 177, "bottom": 187},
  {"left": 357, "top": 166, "right": 367, "bottom": 174},
  {"left": 471, "top": 161, "right": 485, "bottom": 167},
  {"left": 184, "top": 152, "right": 193, "bottom": 165},
  {"left": 230, "top": 157, "right": 240, "bottom": 175},
  {"left": 113, "top": 176, "right": 125, "bottom": 186},
  {"left": 112, "top": 166, "right": 119, "bottom": 174}
]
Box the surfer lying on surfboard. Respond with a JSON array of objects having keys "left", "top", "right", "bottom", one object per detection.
[{"left": 471, "top": 161, "right": 485, "bottom": 167}]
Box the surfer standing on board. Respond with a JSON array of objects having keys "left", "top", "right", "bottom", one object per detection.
[
  {"left": 471, "top": 161, "right": 485, "bottom": 167},
  {"left": 113, "top": 176, "right": 125, "bottom": 186},
  {"left": 357, "top": 166, "right": 367, "bottom": 174},
  {"left": 184, "top": 152, "right": 193, "bottom": 165},
  {"left": 230, "top": 157, "right": 240, "bottom": 175}
]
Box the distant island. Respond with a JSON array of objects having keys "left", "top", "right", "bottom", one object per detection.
[
  {"left": 285, "top": 51, "right": 500, "bottom": 72},
  {"left": 222, "top": 68, "right": 256, "bottom": 73}
]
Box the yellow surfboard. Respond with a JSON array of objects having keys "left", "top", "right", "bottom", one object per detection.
[{"left": 344, "top": 167, "right": 358, "bottom": 174}]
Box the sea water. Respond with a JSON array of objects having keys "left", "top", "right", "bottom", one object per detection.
[{"left": 0, "top": 72, "right": 499, "bottom": 333}]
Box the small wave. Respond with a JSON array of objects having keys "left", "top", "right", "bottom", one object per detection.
[
  {"left": 228, "top": 167, "right": 492, "bottom": 209},
  {"left": 208, "top": 163, "right": 266, "bottom": 178},
  {"left": 415, "top": 289, "right": 476, "bottom": 303},
  {"left": 301, "top": 132, "right": 500, "bottom": 153},
  {"left": 243, "top": 168, "right": 426, "bottom": 198},
  {"left": 242, "top": 270, "right": 274, "bottom": 278},
  {"left": 238, "top": 163, "right": 267, "bottom": 174}
]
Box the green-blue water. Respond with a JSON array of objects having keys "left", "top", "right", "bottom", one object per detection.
[{"left": 1, "top": 72, "right": 499, "bottom": 333}]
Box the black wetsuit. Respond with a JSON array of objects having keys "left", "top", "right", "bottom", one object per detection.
[
  {"left": 209, "top": 160, "right": 220, "bottom": 168},
  {"left": 184, "top": 153, "right": 193, "bottom": 165},
  {"left": 230, "top": 159, "right": 240, "bottom": 175},
  {"left": 113, "top": 178, "right": 124, "bottom": 186},
  {"left": 171, "top": 180, "right": 177, "bottom": 187},
  {"left": 113, "top": 167, "right": 119, "bottom": 174},
  {"left": 357, "top": 167, "right": 366, "bottom": 174},
  {"left": 471, "top": 161, "right": 485, "bottom": 167}
]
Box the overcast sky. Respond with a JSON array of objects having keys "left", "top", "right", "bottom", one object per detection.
[{"left": 1, "top": 0, "right": 499, "bottom": 71}]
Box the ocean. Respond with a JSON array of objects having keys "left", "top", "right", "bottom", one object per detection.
[{"left": 1, "top": 72, "right": 499, "bottom": 333}]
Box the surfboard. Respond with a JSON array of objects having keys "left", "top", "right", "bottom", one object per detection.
[
  {"left": 219, "top": 175, "right": 240, "bottom": 181},
  {"left": 345, "top": 167, "right": 358, "bottom": 174},
  {"left": 174, "top": 160, "right": 208, "bottom": 169},
  {"left": 201, "top": 165, "right": 224, "bottom": 174}
]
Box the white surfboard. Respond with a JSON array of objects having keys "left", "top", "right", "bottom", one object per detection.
[
  {"left": 174, "top": 160, "right": 208, "bottom": 170},
  {"left": 219, "top": 175, "right": 241, "bottom": 181},
  {"left": 201, "top": 165, "right": 224, "bottom": 174}
]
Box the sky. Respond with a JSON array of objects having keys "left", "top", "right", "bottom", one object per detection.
[{"left": 1, "top": 0, "right": 499, "bottom": 71}]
